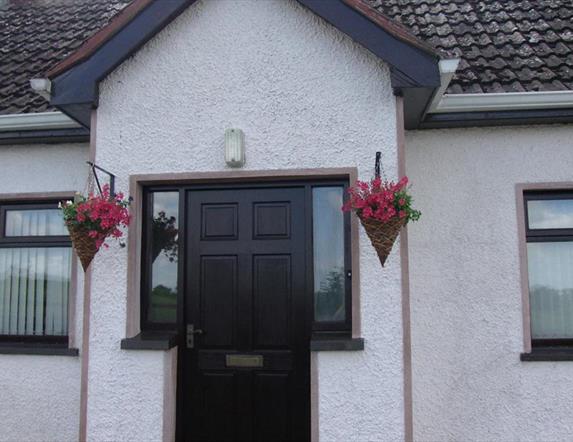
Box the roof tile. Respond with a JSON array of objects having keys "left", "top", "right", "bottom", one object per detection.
[
  {"left": 368, "top": 0, "right": 573, "bottom": 93},
  {"left": 0, "top": 0, "right": 132, "bottom": 115},
  {"left": 3, "top": 0, "right": 573, "bottom": 115}
]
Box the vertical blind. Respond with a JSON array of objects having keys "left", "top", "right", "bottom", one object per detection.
[
  {"left": 528, "top": 242, "right": 573, "bottom": 339},
  {"left": 0, "top": 205, "right": 71, "bottom": 337},
  {"left": 0, "top": 248, "right": 71, "bottom": 336},
  {"left": 5, "top": 209, "right": 67, "bottom": 237}
]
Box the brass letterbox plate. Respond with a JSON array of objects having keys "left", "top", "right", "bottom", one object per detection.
[{"left": 225, "top": 354, "right": 263, "bottom": 368}]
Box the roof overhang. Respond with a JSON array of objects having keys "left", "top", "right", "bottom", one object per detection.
[
  {"left": 0, "top": 111, "right": 80, "bottom": 131},
  {"left": 423, "top": 90, "right": 573, "bottom": 128},
  {"left": 422, "top": 107, "right": 573, "bottom": 129},
  {"left": 47, "top": 0, "right": 197, "bottom": 127},
  {"left": 42, "top": 0, "right": 440, "bottom": 130},
  {"left": 0, "top": 111, "right": 88, "bottom": 145},
  {"left": 432, "top": 90, "right": 573, "bottom": 113}
]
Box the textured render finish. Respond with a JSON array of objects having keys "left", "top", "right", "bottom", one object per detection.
[
  {"left": 406, "top": 125, "right": 573, "bottom": 441},
  {"left": 0, "top": 142, "right": 88, "bottom": 441},
  {"left": 0, "top": 142, "right": 88, "bottom": 194},
  {"left": 0, "top": 355, "right": 81, "bottom": 441},
  {"left": 91, "top": 0, "right": 404, "bottom": 440}
]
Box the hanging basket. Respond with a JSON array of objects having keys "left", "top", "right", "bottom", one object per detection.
[
  {"left": 67, "top": 223, "right": 101, "bottom": 272},
  {"left": 358, "top": 214, "right": 407, "bottom": 267}
]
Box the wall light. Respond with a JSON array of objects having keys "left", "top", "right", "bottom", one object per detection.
[{"left": 225, "top": 128, "right": 245, "bottom": 168}]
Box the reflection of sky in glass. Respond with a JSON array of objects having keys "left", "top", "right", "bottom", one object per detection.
[
  {"left": 5, "top": 209, "right": 66, "bottom": 236},
  {"left": 528, "top": 242, "right": 573, "bottom": 338},
  {"left": 153, "top": 193, "right": 179, "bottom": 228},
  {"left": 528, "top": 199, "right": 573, "bottom": 229},
  {"left": 313, "top": 187, "right": 345, "bottom": 322}
]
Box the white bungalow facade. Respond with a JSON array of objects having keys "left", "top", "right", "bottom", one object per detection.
[{"left": 1, "top": 1, "right": 573, "bottom": 441}]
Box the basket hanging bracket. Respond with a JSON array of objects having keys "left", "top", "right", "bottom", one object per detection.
[
  {"left": 375, "top": 151, "right": 381, "bottom": 178},
  {"left": 87, "top": 161, "right": 116, "bottom": 197}
]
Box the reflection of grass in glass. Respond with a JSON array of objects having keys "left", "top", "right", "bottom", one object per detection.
[{"left": 150, "top": 284, "right": 177, "bottom": 323}]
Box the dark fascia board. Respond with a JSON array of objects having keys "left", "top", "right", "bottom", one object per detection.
[
  {"left": 49, "top": 0, "right": 440, "bottom": 130},
  {"left": 50, "top": 0, "right": 197, "bottom": 127},
  {"left": 0, "top": 127, "right": 90, "bottom": 145},
  {"left": 296, "top": 0, "right": 440, "bottom": 89},
  {"left": 401, "top": 87, "right": 437, "bottom": 130},
  {"left": 421, "top": 108, "right": 573, "bottom": 129}
]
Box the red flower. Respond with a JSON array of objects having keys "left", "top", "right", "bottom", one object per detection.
[
  {"left": 342, "top": 176, "right": 418, "bottom": 224},
  {"left": 62, "top": 183, "right": 131, "bottom": 251}
]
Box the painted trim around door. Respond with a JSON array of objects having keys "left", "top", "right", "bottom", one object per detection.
[
  {"left": 125, "top": 167, "right": 361, "bottom": 338},
  {"left": 124, "top": 167, "right": 360, "bottom": 442}
]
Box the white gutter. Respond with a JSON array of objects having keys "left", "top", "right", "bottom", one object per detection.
[
  {"left": 431, "top": 90, "right": 573, "bottom": 113},
  {"left": 30, "top": 78, "right": 52, "bottom": 100},
  {"left": 427, "top": 58, "right": 460, "bottom": 113},
  {"left": 0, "top": 111, "right": 81, "bottom": 131}
]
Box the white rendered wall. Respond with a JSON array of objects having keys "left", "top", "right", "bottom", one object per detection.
[
  {"left": 91, "top": 0, "right": 404, "bottom": 441},
  {"left": 406, "top": 125, "right": 573, "bottom": 441},
  {"left": 0, "top": 142, "right": 88, "bottom": 194},
  {"left": 0, "top": 141, "right": 88, "bottom": 441}
]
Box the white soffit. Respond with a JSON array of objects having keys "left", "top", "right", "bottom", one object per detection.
[
  {"left": 0, "top": 111, "right": 80, "bottom": 131},
  {"left": 431, "top": 90, "right": 573, "bottom": 114}
]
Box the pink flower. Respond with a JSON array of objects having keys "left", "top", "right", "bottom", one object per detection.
[
  {"left": 63, "top": 186, "right": 131, "bottom": 252},
  {"left": 343, "top": 176, "right": 418, "bottom": 225}
]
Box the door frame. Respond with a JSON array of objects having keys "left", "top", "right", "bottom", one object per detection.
[{"left": 125, "top": 168, "right": 361, "bottom": 442}]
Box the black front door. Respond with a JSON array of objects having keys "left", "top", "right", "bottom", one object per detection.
[{"left": 181, "top": 187, "right": 310, "bottom": 442}]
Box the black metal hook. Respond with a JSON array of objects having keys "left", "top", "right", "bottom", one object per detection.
[
  {"left": 375, "top": 151, "right": 381, "bottom": 178},
  {"left": 87, "top": 161, "right": 116, "bottom": 197}
]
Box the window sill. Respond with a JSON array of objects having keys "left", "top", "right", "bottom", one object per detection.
[
  {"left": 0, "top": 343, "right": 78, "bottom": 356},
  {"left": 310, "top": 337, "right": 364, "bottom": 351},
  {"left": 521, "top": 347, "right": 573, "bottom": 362},
  {"left": 121, "top": 332, "right": 179, "bottom": 350}
]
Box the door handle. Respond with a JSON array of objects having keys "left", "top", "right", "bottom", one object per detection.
[{"left": 186, "top": 324, "right": 204, "bottom": 349}]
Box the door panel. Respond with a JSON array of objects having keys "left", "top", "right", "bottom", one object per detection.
[
  {"left": 253, "top": 254, "right": 290, "bottom": 347},
  {"left": 200, "top": 256, "right": 236, "bottom": 348},
  {"left": 253, "top": 373, "right": 290, "bottom": 441},
  {"left": 199, "top": 372, "right": 236, "bottom": 441},
  {"left": 182, "top": 187, "right": 310, "bottom": 442}
]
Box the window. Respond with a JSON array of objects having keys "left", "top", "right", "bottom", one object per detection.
[
  {"left": 140, "top": 181, "right": 352, "bottom": 335},
  {"left": 525, "top": 191, "right": 573, "bottom": 347},
  {"left": 0, "top": 202, "right": 72, "bottom": 343},
  {"left": 312, "top": 185, "right": 351, "bottom": 334},
  {"left": 142, "top": 191, "right": 180, "bottom": 328}
]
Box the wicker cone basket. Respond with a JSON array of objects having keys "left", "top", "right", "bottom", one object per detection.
[
  {"left": 67, "top": 224, "right": 100, "bottom": 272},
  {"left": 358, "top": 215, "right": 407, "bottom": 267}
]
